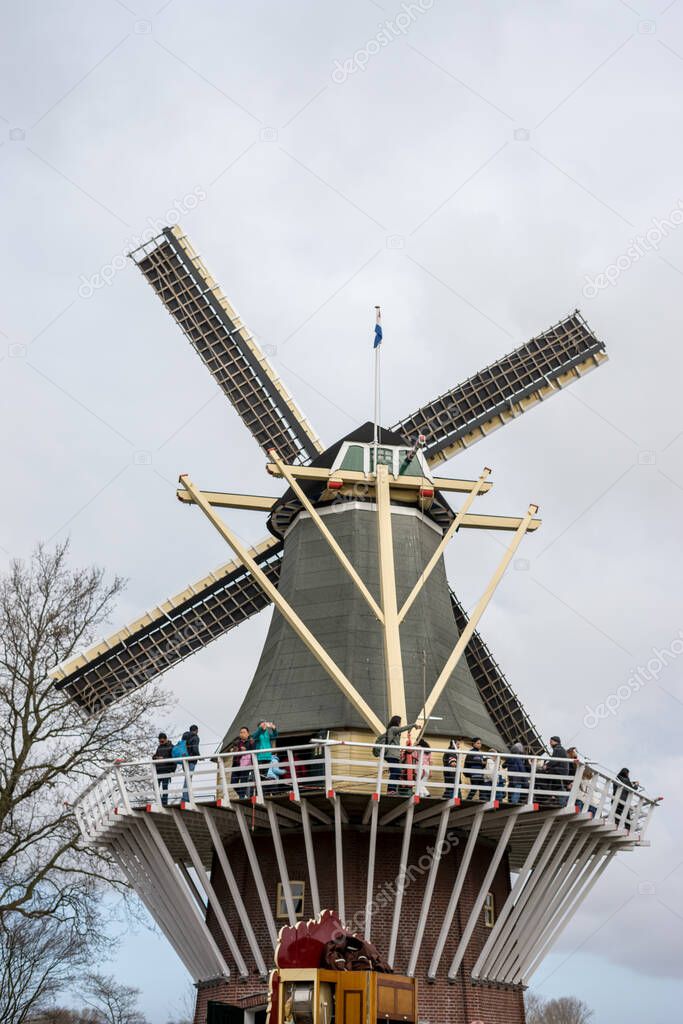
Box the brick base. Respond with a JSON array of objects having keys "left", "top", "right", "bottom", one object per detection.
[{"left": 190, "top": 821, "right": 525, "bottom": 1024}]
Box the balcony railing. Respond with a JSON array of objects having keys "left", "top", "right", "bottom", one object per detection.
[{"left": 74, "top": 739, "right": 659, "bottom": 844}]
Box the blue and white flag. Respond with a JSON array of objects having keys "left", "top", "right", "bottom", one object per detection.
[{"left": 373, "top": 306, "right": 383, "bottom": 348}]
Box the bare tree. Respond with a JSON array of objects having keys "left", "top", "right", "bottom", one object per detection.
[
  {"left": 0, "top": 541, "right": 170, "bottom": 924},
  {"left": 81, "top": 973, "right": 148, "bottom": 1024},
  {"left": 526, "top": 992, "right": 593, "bottom": 1024},
  {"left": 0, "top": 915, "right": 90, "bottom": 1024},
  {"left": 0, "top": 542, "right": 171, "bottom": 1021}
]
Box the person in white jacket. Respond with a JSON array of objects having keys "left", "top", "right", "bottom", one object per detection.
[{"left": 485, "top": 749, "right": 505, "bottom": 803}]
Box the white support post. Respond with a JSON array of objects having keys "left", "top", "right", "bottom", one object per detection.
[
  {"left": 496, "top": 821, "right": 592, "bottom": 981},
  {"left": 388, "top": 801, "right": 415, "bottom": 968},
  {"left": 521, "top": 849, "right": 616, "bottom": 984},
  {"left": 429, "top": 808, "right": 485, "bottom": 978},
  {"left": 333, "top": 796, "right": 346, "bottom": 923},
  {"left": 173, "top": 809, "right": 249, "bottom": 977},
  {"left": 287, "top": 748, "right": 301, "bottom": 802},
  {"left": 364, "top": 799, "right": 379, "bottom": 942},
  {"left": 234, "top": 804, "right": 278, "bottom": 948},
  {"left": 216, "top": 754, "right": 230, "bottom": 806},
  {"left": 472, "top": 816, "right": 554, "bottom": 980},
  {"left": 178, "top": 861, "right": 207, "bottom": 911},
  {"left": 447, "top": 811, "right": 519, "bottom": 980},
  {"left": 266, "top": 802, "right": 296, "bottom": 926},
  {"left": 300, "top": 801, "right": 321, "bottom": 919},
  {"left": 252, "top": 752, "right": 264, "bottom": 804},
  {"left": 143, "top": 816, "right": 230, "bottom": 978},
  {"left": 519, "top": 835, "right": 602, "bottom": 971},
  {"left": 407, "top": 805, "right": 450, "bottom": 976},
  {"left": 114, "top": 766, "right": 132, "bottom": 813},
  {"left": 202, "top": 808, "right": 267, "bottom": 977}
]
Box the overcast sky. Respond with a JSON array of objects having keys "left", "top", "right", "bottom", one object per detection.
[{"left": 2, "top": 0, "right": 683, "bottom": 1021}]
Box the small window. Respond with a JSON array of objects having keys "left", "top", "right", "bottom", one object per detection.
[
  {"left": 276, "top": 880, "right": 305, "bottom": 919},
  {"left": 340, "top": 444, "right": 365, "bottom": 472},
  {"left": 484, "top": 891, "right": 495, "bottom": 928},
  {"left": 369, "top": 446, "right": 395, "bottom": 471},
  {"left": 397, "top": 448, "right": 423, "bottom": 477}
]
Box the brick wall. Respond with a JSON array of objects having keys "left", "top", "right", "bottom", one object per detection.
[{"left": 192, "top": 820, "right": 525, "bottom": 1024}]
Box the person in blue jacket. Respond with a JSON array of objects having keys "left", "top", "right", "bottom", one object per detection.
[{"left": 252, "top": 720, "right": 278, "bottom": 778}]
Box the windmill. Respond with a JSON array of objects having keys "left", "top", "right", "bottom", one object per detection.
[{"left": 57, "top": 227, "right": 657, "bottom": 1024}]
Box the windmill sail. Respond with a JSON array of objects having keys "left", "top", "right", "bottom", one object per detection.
[
  {"left": 392, "top": 311, "right": 607, "bottom": 466},
  {"left": 52, "top": 538, "right": 283, "bottom": 714},
  {"left": 130, "top": 227, "right": 323, "bottom": 466}
]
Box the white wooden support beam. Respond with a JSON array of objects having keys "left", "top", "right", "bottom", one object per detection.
[
  {"left": 177, "top": 489, "right": 277, "bottom": 512},
  {"left": 180, "top": 473, "right": 384, "bottom": 735},
  {"left": 173, "top": 809, "right": 249, "bottom": 977},
  {"left": 429, "top": 808, "right": 485, "bottom": 978},
  {"left": 472, "top": 816, "right": 554, "bottom": 979},
  {"left": 266, "top": 462, "right": 493, "bottom": 495},
  {"left": 388, "top": 801, "right": 415, "bottom": 969},
  {"left": 333, "top": 796, "right": 346, "bottom": 923},
  {"left": 495, "top": 820, "right": 592, "bottom": 981},
  {"left": 270, "top": 450, "right": 384, "bottom": 623},
  {"left": 513, "top": 833, "right": 603, "bottom": 977},
  {"left": 287, "top": 748, "right": 301, "bottom": 802},
  {"left": 417, "top": 504, "right": 538, "bottom": 731},
  {"left": 113, "top": 841, "right": 201, "bottom": 980},
  {"left": 144, "top": 816, "right": 230, "bottom": 977},
  {"left": 234, "top": 804, "right": 278, "bottom": 948},
  {"left": 398, "top": 467, "right": 491, "bottom": 624},
  {"left": 364, "top": 799, "right": 379, "bottom": 942},
  {"left": 375, "top": 462, "right": 407, "bottom": 723},
  {"left": 117, "top": 829, "right": 207, "bottom": 980},
  {"left": 178, "top": 861, "right": 207, "bottom": 911},
  {"left": 522, "top": 849, "right": 616, "bottom": 983},
  {"left": 407, "top": 805, "right": 450, "bottom": 976},
  {"left": 201, "top": 808, "right": 268, "bottom": 977},
  {"left": 266, "top": 802, "right": 297, "bottom": 926},
  {"left": 300, "top": 801, "right": 321, "bottom": 919},
  {"left": 447, "top": 811, "right": 519, "bottom": 980}
]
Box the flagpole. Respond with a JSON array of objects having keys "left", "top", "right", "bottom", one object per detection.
[{"left": 373, "top": 306, "right": 382, "bottom": 473}]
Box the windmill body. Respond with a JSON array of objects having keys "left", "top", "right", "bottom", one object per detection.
[{"left": 57, "top": 227, "right": 659, "bottom": 1024}]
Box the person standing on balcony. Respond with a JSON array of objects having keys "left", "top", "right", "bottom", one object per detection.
[
  {"left": 613, "top": 767, "right": 639, "bottom": 828},
  {"left": 485, "top": 748, "right": 505, "bottom": 803},
  {"left": 380, "top": 715, "right": 417, "bottom": 794},
  {"left": 252, "top": 721, "right": 278, "bottom": 779},
  {"left": 181, "top": 724, "right": 200, "bottom": 802},
  {"left": 464, "top": 737, "right": 485, "bottom": 800},
  {"left": 505, "top": 742, "right": 526, "bottom": 805},
  {"left": 230, "top": 726, "right": 255, "bottom": 800},
  {"left": 546, "top": 735, "right": 569, "bottom": 806},
  {"left": 152, "top": 732, "right": 175, "bottom": 807}
]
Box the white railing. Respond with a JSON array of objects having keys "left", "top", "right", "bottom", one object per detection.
[{"left": 74, "top": 739, "right": 660, "bottom": 843}]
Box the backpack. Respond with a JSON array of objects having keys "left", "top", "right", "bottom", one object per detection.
[
  {"left": 372, "top": 732, "right": 387, "bottom": 757},
  {"left": 171, "top": 738, "right": 188, "bottom": 758}
]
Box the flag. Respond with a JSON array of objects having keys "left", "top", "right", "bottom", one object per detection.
[{"left": 373, "top": 306, "right": 383, "bottom": 348}]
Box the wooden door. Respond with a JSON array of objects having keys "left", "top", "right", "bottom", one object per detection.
[{"left": 343, "top": 990, "right": 362, "bottom": 1024}]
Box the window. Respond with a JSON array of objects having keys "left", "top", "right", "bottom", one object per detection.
[
  {"left": 484, "top": 891, "right": 495, "bottom": 928},
  {"left": 397, "top": 448, "right": 423, "bottom": 477},
  {"left": 340, "top": 444, "right": 365, "bottom": 472},
  {"left": 276, "top": 880, "right": 305, "bottom": 919},
  {"left": 369, "top": 446, "right": 395, "bottom": 471}
]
